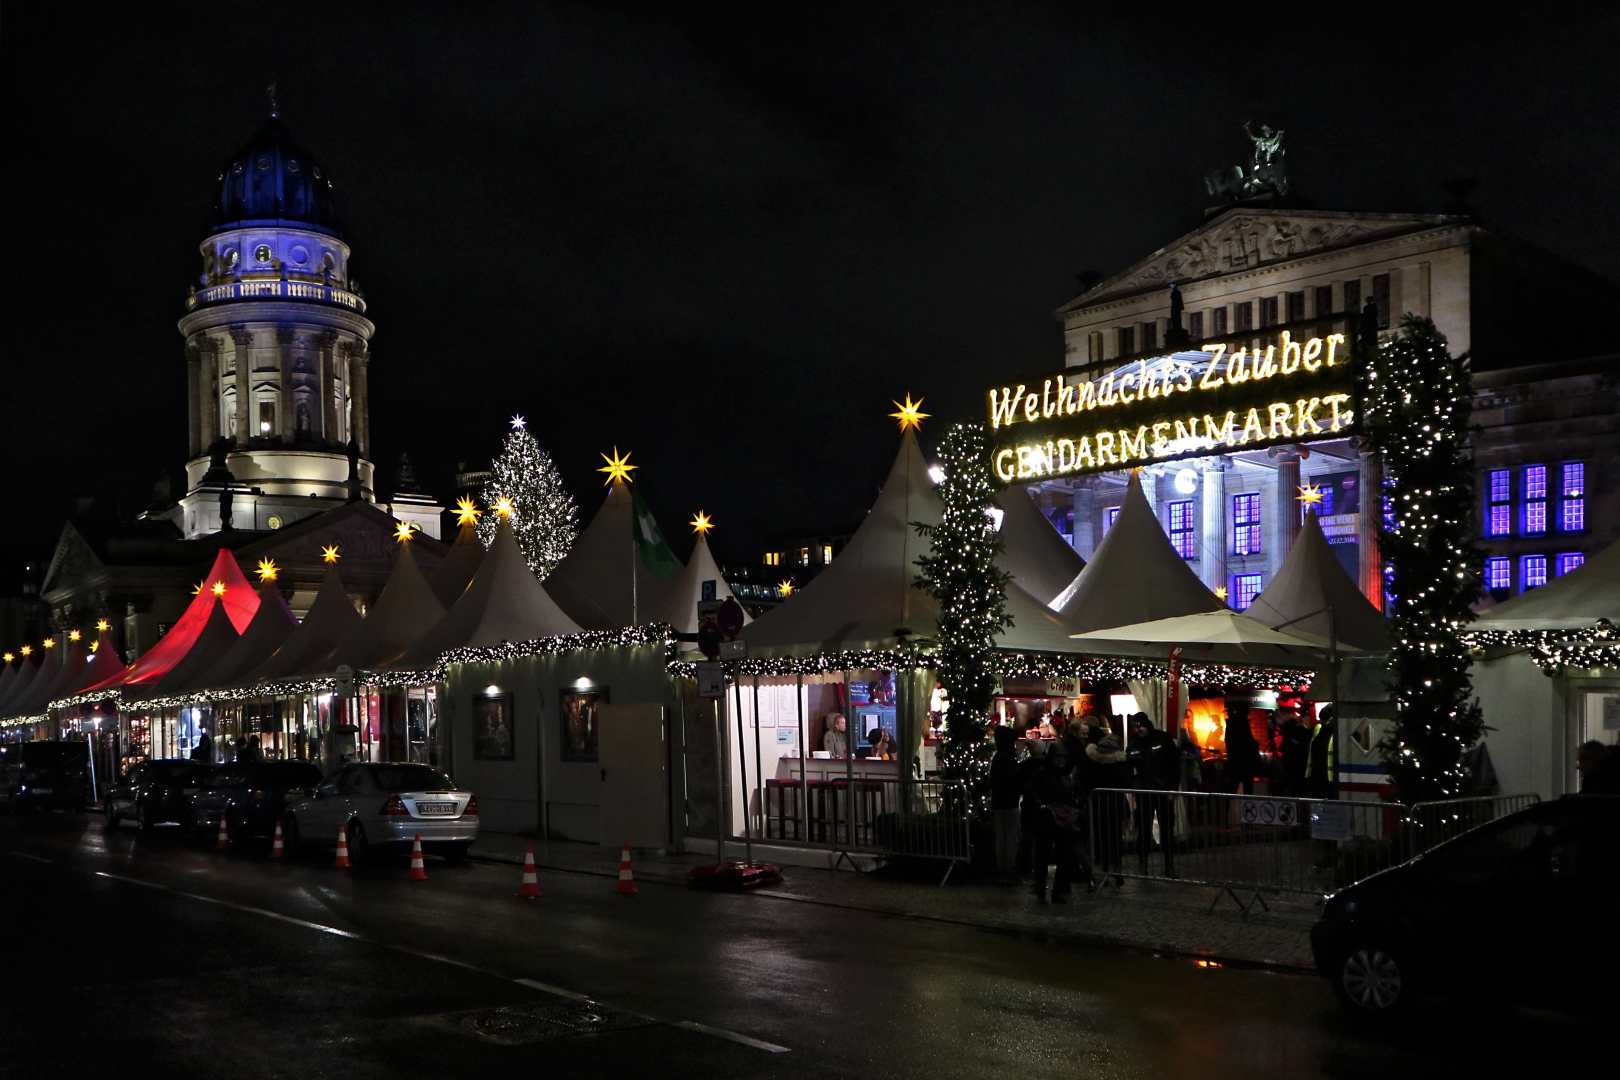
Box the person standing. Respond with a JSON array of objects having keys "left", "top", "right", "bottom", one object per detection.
[
  {"left": 989, "top": 726, "right": 1023, "bottom": 882},
  {"left": 1307, "top": 709, "right": 1339, "bottom": 800},
  {"left": 1279, "top": 711, "right": 1311, "bottom": 796},
  {"left": 1085, "top": 731, "right": 1130, "bottom": 884},
  {"left": 1224, "top": 698, "right": 1261, "bottom": 796},
  {"left": 1028, "top": 744, "right": 1084, "bottom": 901},
  {"left": 1127, "top": 714, "right": 1180, "bottom": 876}
]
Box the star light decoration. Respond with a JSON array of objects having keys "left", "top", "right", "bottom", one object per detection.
[
  {"left": 455, "top": 496, "right": 481, "bottom": 527},
  {"left": 395, "top": 521, "right": 416, "bottom": 542},
  {"left": 510, "top": 414, "right": 527, "bottom": 430},
  {"left": 19, "top": 645, "right": 32, "bottom": 656},
  {"left": 257, "top": 558, "right": 279, "bottom": 582},
  {"left": 690, "top": 511, "right": 713, "bottom": 535},
  {"left": 1215, "top": 585, "right": 1230, "bottom": 601},
  {"left": 777, "top": 579, "right": 795, "bottom": 597},
  {"left": 322, "top": 544, "right": 342, "bottom": 563},
  {"left": 492, "top": 495, "right": 515, "bottom": 519},
  {"left": 1297, "top": 482, "right": 1325, "bottom": 509},
  {"left": 43, "top": 638, "right": 55, "bottom": 649},
  {"left": 890, "top": 394, "right": 929, "bottom": 432},
  {"left": 211, "top": 581, "right": 227, "bottom": 597},
  {"left": 3, "top": 653, "right": 12, "bottom": 663},
  {"left": 96, "top": 620, "right": 110, "bottom": 632},
  {"left": 69, "top": 629, "right": 81, "bottom": 642},
  {"left": 598, "top": 447, "right": 636, "bottom": 486}
]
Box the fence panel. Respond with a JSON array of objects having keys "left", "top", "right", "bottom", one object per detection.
[
  {"left": 760, "top": 777, "right": 971, "bottom": 881},
  {"left": 1402, "top": 794, "right": 1541, "bottom": 855}
]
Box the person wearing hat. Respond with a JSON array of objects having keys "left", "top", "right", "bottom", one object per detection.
[{"left": 1028, "top": 742, "right": 1084, "bottom": 901}]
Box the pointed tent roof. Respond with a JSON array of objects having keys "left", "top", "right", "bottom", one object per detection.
[
  {"left": 1246, "top": 513, "right": 1389, "bottom": 651},
  {"left": 185, "top": 577, "right": 300, "bottom": 691},
  {"left": 150, "top": 600, "right": 241, "bottom": 695},
  {"left": 13, "top": 640, "right": 89, "bottom": 716},
  {"left": 0, "top": 663, "right": 14, "bottom": 702},
  {"left": 3, "top": 649, "right": 60, "bottom": 719},
  {"left": 657, "top": 531, "right": 750, "bottom": 634},
  {"left": 244, "top": 566, "right": 363, "bottom": 684},
  {"left": 429, "top": 521, "right": 486, "bottom": 608},
  {"left": 396, "top": 518, "right": 583, "bottom": 669},
  {"left": 0, "top": 656, "right": 38, "bottom": 714},
  {"left": 1472, "top": 539, "right": 1620, "bottom": 632},
  {"left": 316, "top": 542, "right": 445, "bottom": 673},
  {"left": 995, "top": 484, "right": 1086, "bottom": 606},
  {"left": 544, "top": 480, "right": 684, "bottom": 630},
  {"left": 67, "top": 632, "right": 124, "bottom": 696},
  {"left": 82, "top": 549, "right": 260, "bottom": 691},
  {"left": 1051, "top": 471, "right": 1224, "bottom": 633}
]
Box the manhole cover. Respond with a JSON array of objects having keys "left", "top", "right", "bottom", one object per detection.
[{"left": 450, "top": 1001, "right": 652, "bottom": 1045}]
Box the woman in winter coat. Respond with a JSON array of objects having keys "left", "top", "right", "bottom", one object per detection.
[{"left": 1085, "top": 734, "right": 1130, "bottom": 883}]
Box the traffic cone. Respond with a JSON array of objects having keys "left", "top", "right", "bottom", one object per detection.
[
  {"left": 615, "top": 842, "right": 637, "bottom": 895},
  {"left": 518, "top": 844, "right": 541, "bottom": 899},
  {"left": 271, "top": 821, "right": 285, "bottom": 859},
  {"left": 409, "top": 835, "right": 428, "bottom": 881},
  {"left": 334, "top": 825, "right": 351, "bottom": 868},
  {"left": 216, "top": 814, "right": 230, "bottom": 851}
]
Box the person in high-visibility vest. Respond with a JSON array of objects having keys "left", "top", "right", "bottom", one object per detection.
[{"left": 1306, "top": 707, "right": 1339, "bottom": 800}]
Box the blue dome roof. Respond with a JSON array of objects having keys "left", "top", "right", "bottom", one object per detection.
[{"left": 214, "top": 117, "right": 342, "bottom": 237}]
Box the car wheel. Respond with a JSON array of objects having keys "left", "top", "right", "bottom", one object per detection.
[
  {"left": 1333, "top": 943, "right": 1414, "bottom": 1016},
  {"left": 281, "top": 815, "right": 301, "bottom": 854},
  {"left": 137, "top": 803, "right": 154, "bottom": 832},
  {"left": 347, "top": 820, "right": 369, "bottom": 864}
]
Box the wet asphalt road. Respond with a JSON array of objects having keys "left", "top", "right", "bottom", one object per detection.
[{"left": 0, "top": 810, "right": 1599, "bottom": 1079}]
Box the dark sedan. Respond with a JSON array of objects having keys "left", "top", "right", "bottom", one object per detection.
[
  {"left": 189, "top": 760, "right": 325, "bottom": 842},
  {"left": 0, "top": 741, "right": 91, "bottom": 812},
  {"left": 1311, "top": 795, "right": 1620, "bottom": 1017},
  {"left": 105, "top": 759, "right": 216, "bottom": 830}
]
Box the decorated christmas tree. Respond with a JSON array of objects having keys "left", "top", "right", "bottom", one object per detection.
[
  {"left": 1363, "top": 316, "right": 1485, "bottom": 802},
  {"left": 478, "top": 416, "right": 578, "bottom": 579}
]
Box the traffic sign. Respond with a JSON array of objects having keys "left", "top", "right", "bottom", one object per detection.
[
  {"left": 717, "top": 597, "right": 746, "bottom": 639},
  {"left": 335, "top": 664, "right": 356, "bottom": 698},
  {"left": 696, "top": 662, "right": 724, "bottom": 698},
  {"left": 718, "top": 639, "right": 746, "bottom": 660},
  {"left": 696, "top": 620, "right": 723, "bottom": 660},
  {"left": 701, "top": 579, "right": 717, "bottom": 602}
]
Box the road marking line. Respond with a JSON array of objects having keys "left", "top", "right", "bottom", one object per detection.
[
  {"left": 91, "top": 869, "right": 790, "bottom": 1053},
  {"left": 8, "top": 851, "right": 52, "bottom": 863},
  {"left": 673, "top": 1020, "right": 791, "bottom": 1053}
]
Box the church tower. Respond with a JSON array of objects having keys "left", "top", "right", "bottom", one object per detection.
[{"left": 176, "top": 102, "right": 381, "bottom": 538}]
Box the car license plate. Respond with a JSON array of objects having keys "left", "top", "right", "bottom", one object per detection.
[
  {"left": 417, "top": 803, "right": 457, "bottom": 816},
  {"left": 33, "top": 788, "right": 53, "bottom": 795}
]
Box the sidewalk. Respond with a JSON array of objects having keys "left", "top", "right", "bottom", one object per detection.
[{"left": 470, "top": 832, "right": 1321, "bottom": 973}]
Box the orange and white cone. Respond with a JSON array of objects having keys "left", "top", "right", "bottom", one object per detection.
[
  {"left": 334, "top": 825, "right": 351, "bottom": 868},
  {"left": 409, "top": 834, "right": 428, "bottom": 881},
  {"left": 216, "top": 814, "right": 230, "bottom": 851},
  {"left": 518, "top": 844, "right": 541, "bottom": 899},
  {"left": 615, "top": 842, "right": 637, "bottom": 895},
  {"left": 271, "top": 821, "right": 285, "bottom": 859}
]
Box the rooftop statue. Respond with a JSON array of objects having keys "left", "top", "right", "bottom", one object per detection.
[{"left": 1205, "top": 121, "right": 1290, "bottom": 202}]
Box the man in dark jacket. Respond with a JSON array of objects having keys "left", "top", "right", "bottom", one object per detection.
[
  {"left": 1028, "top": 744, "right": 1084, "bottom": 901},
  {"left": 1127, "top": 713, "right": 1180, "bottom": 876},
  {"left": 1086, "top": 733, "right": 1130, "bottom": 883},
  {"left": 1279, "top": 711, "right": 1311, "bottom": 796},
  {"left": 989, "top": 726, "right": 1024, "bottom": 880},
  {"left": 1306, "top": 709, "right": 1338, "bottom": 800},
  {"left": 1224, "top": 697, "right": 1261, "bottom": 796}
]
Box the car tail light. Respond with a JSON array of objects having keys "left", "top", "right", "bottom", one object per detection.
[
  {"left": 249, "top": 789, "right": 266, "bottom": 803},
  {"left": 381, "top": 794, "right": 411, "bottom": 816},
  {"left": 464, "top": 794, "right": 478, "bottom": 817}
]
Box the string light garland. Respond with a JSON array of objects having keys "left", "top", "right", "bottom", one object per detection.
[
  {"left": 1462, "top": 622, "right": 1619, "bottom": 674},
  {"left": 1362, "top": 315, "right": 1486, "bottom": 802},
  {"left": 479, "top": 421, "right": 579, "bottom": 579}
]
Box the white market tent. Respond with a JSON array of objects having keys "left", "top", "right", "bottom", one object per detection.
[
  {"left": 242, "top": 566, "right": 363, "bottom": 684},
  {"left": 13, "top": 639, "right": 89, "bottom": 718},
  {"left": 1050, "top": 470, "right": 1225, "bottom": 633},
  {"left": 1472, "top": 540, "right": 1620, "bottom": 632},
  {"left": 65, "top": 630, "right": 123, "bottom": 697},
  {"left": 1246, "top": 512, "right": 1389, "bottom": 651},
  {"left": 186, "top": 577, "right": 300, "bottom": 691},
  {"left": 317, "top": 541, "right": 446, "bottom": 673},
  {"left": 544, "top": 478, "right": 685, "bottom": 630},
  {"left": 656, "top": 528, "right": 750, "bottom": 635},
  {"left": 1, "top": 651, "right": 55, "bottom": 719},
  {"left": 1071, "top": 609, "right": 1347, "bottom": 662},
  {"left": 396, "top": 516, "right": 583, "bottom": 670},
  {"left": 995, "top": 483, "right": 1086, "bottom": 607},
  {"left": 429, "top": 519, "right": 486, "bottom": 608},
  {"left": 151, "top": 599, "right": 241, "bottom": 695}
]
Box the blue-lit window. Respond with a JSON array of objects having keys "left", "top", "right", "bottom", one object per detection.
[
  {"left": 1168, "top": 501, "right": 1197, "bottom": 559},
  {"left": 1520, "top": 555, "right": 1547, "bottom": 591},
  {"left": 1231, "top": 573, "right": 1264, "bottom": 611},
  {"left": 1484, "top": 557, "right": 1511, "bottom": 591},
  {"left": 1557, "top": 553, "right": 1585, "bottom": 577},
  {"left": 1559, "top": 462, "right": 1585, "bottom": 532},
  {"left": 1103, "top": 506, "right": 1121, "bottom": 535},
  {"left": 1486, "top": 469, "right": 1511, "bottom": 538},
  {"left": 1233, "top": 493, "right": 1262, "bottom": 555},
  {"left": 1522, "top": 465, "right": 1547, "bottom": 536}
]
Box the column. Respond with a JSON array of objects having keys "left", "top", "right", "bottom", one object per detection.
[
  {"left": 318, "top": 331, "right": 338, "bottom": 446},
  {"left": 351, "top": 342, "right": 370, "bottom": 456},
  {"left": 1071, "top": 480, "right": 1097, "bottom": 561},
  {"left": 230, "top": 327, "right": 252, "bottom": 444},
  {"left": 1200, "top": 458, "right": 1228, "bottom": 594},
  {"left": 199, "top": 339, "right": 218, "bottom": 449},
  {"left": 277, "top": 326, "right": 296, "bottom": 443},
  {"left": 1356, "top": 442, "right": 1384, "bottom": 610},
  {"left": 1270, "top": 447, "right": 1303, "bottom": 576},
  {"left": 185, "top": 343, "right": 202, "bottom": 458}
]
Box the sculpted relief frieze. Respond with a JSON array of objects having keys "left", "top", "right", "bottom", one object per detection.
[{"left": 1117, "top": 216, "right": 1376, "bottom": 294}]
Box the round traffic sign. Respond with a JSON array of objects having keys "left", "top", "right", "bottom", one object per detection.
[
  {"left": 716, "top": 598, "right": 746, "bottom": 639},
  {"left": 696, "top": 620, "right": 723, "bottom": 660}
]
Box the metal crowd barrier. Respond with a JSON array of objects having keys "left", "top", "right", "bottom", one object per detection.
[
  {"left": 1086, "top": 789, "right": 1542, "bottom": 913},
  {"left": 761, "top": 777, "right": 972, "bottom": 884}
]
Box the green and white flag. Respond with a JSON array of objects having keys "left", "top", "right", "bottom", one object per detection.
[{"left": 631, "top": 489, "right": 678, "bottom": 577}]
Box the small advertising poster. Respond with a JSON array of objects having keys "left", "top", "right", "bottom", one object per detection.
[
  {"left": 850, "top": 673, "right": 898, "bottom": 751},
  {"left": 474, "top": 694, "right": 514, "bottom": 761},
  {"left": 560, "top": 686, "right": 608, "bottom": 762},
  {"left": 1313, "top": 469, "right": 1362, "bottom": 582}
]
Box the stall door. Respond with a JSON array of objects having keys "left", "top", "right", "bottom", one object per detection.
[{"left": 598, "top": 704, "right": 667, "bottom": 851}]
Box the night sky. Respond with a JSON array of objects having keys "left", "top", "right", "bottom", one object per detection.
[{"left": 5, "top": 3, "right": 1617, "bottom": 575}]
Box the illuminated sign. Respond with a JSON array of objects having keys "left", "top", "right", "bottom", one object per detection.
[{"left": 987, "top": 321, "right": 1361, "bottom": 482}]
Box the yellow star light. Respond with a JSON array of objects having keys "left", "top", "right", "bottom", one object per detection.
[
  {"left": 69, "top": 629, "right": 82, "bottom": 642},
  {"left": 3, "top": 653, "right": 12, "bottom": 663},
  {"left": 89, "top": 641, "right": 99, "bottom": 652},
  {"left": 211, "top": 581, "right": 227, "bottom": 597},
  {"left": 20, "top": 645, "right": 32, "bottom": 656},
  {"left": 1215, "top": 585, "right": 1230, "bottom": 601},
  {"left": 493, "top": 496, "right": 515, "bottom": 519},
  {"left": 192, "top": 581, "right": 205, "bottom": 596},
  {"left": 690, "top": 510, "right": 713, "bottom": 535},
  {"left": 889, "top": 394, "right": 929, "bottom": 432},
  {"left": 1297, "top": 482, "right": 1325, "bottom": 507},
  {"left": 257, "top": 557, "right": 279, "bottom": 582},
  {"left": 777, "top": 579, "right": 795, "bottom": 597},
  {"left": 321, "top": 544, "right": 341, "bottom": 563},
  {"left": 598, "top": 447, "right": 637, "bottom": 486},
  {"left": 96, "top": 619, "right": 110, "bottom": 631},
  {"left": 395, "top": 521, "right": 416, "bottom": 542},
  {"left": 455, "top": 496, "right": 481, "bottom": 527},
  {"left": 43, "top": 637, "right": 55, "bottom": 649}
]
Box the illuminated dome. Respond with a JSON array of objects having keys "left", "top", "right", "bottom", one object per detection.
[{"left": 214, "top": 115, "right": 341, "bottom": 237}]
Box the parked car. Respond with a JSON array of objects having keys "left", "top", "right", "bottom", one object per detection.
[
  {"left": 281, "top": 762, "right": 478, "bottom": 862},
  {"left": 105, "top": 759, "right": 216, "bottom": 830},
  {"left": 1311, "top": 795, "right": 1620, "bottom": 1017},
  {"left": 0, "top": 741, "right": 91, "bottom": 812},
  {"left": 189, "top": 760, "right": 327, "bottom": 842}
]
